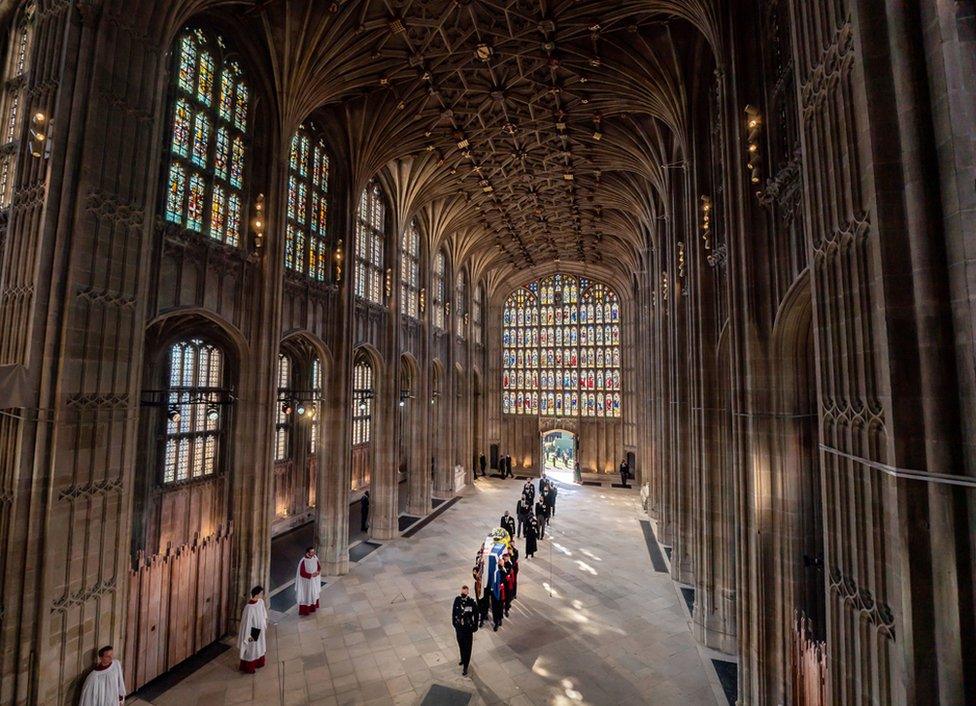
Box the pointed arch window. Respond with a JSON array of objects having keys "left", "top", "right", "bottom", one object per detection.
[
  {"left": 473, "top": 284, "right": 484, "bottom": 345},
  {"left": 455, "top": 270, "right": 466, "bottom": 339},
  {"left": 163, "top": 338, "right": 225, "bottom": 483},
  {"left": 432, "top": 250, "right": 446, "bottom": 330},
  {"left": 285, "top": 124, "right": 330, "bottom": 280},
  {"left": 400, "top": 220, "right": 420, "bottom": 318},
  {"left": 501, "top": 274, "right": 621, "bottom": 418},
  {"left": 310, "top": 357, "right": 323, "bottom": 454},
  {"left": 0, "top": 1, "right": 34, "bottom": 209},
  {"left": 355, "top": 182, "right": 385, "bottom": 304},
  {"left": 161, "top": 27, "right": 250, "bottom": 246},
  {"left": 352, "top": 354, "right": 374, "bottom": 445},
  {"left": 274, "top": 354, "right": 292, "bottom": 461}
]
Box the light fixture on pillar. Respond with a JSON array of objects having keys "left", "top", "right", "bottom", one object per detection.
[
  {"left": 167, "top": 404, "right": 181, "bottom": 423},
  {"left": 334, "top": 239, "right": 344, "bottom": 282},
  {"left": 419, "top": 287, "right": 426, "bottom": 313},
  {"left": 296, "top": 402, "right": 307, "bottom": 416},
  {"left": 677, "top": 241, "right": 686, "bottom": 287},
  {"left": 661, "top": 271, "right": 669, "bottom": 303},
  {"left": 28, "top": 111, "right": 50, "bottom": 158},
  {"left": 385, "top": 268, "right": 393, "bottom": 299},
  {"left": 700, "top": 195, "right": 712, "bottom": 251},
  {"left": 745, "top": 106, "right": 763, "bottom": 196},
  {"left": 206, "top": 404, "right": 220, "bottom": 422},
  {"left": 251, "top": 193, "right": 266, "bottom": 253}
]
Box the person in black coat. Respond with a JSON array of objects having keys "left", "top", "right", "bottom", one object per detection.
[
  {"left": 524, "top": 516, "right": 539, "bottom": 557},
  {"left": 619, "top": 459, "right": 629, "bottom": 487},
  {"left": 522, "top": 480, "right": 535, "bottom": 505},
  {"left": 515, "top": 496, "right": 531, "bottom": 537},
  {"left": 490, "top": 565, "right": 508, "bottom": 630},
  {"left": 545, "top": 482, "right": 557, "bottom": 518},
  {"left": 452, "top": 585, "right": 479, "bottom": 675},
  {"left": 479, "top": 453, "right": 487, "bottom": 477},
  {"left": 535, "top": 498, "right": 548, "bottom": 539},
  {"left": 360, "top": 491, "right": 370, "bottom": 532},
  {"left": 500, "top": 511, "right": 516, "bottom": 539}
]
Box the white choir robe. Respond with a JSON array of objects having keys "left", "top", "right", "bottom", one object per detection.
[
  {"left": 79, "top": 660, "right": 125, "bottom": 706},
  {"left": 295, "top": 556, "right": 321, "bottom": 615},
  {"left": 238, "top": 599, "right": 268, "bottom": 673}
]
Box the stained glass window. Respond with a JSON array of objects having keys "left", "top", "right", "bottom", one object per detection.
[
  {"left": 163, "top": 338, "right": 225, "bottom": 483},
  {"left": 455, "top": 270, "right": 466, "bottom": 339},
  {"left": 432, "top": 251, "right": 446, "bottom": 330},
  {"left": 501, "top": 274, "right": 621, "bottom": 418},
  {"left": 285, "top": 124, "right": 330, "bottom": 280},
  {"left": 400, "top": 220, "right": 420, "bottom": 318},
  {"left": 162, "top": 27, "right": 249, "bottom": 246},
  {"left": 0, "top": 2, "right": 35, "bottom": 209},
  {"left": 275, "top": 354, "right": 292, "bottom": 462},
  {"left": 355, "top": 182, "right": 385, "bottom": 304},
  {"left": 352, "top": 354, "right": 373, "bottom": 445},
  {"left": 473, "top": 284, "right": 484, "bottom": 345}
]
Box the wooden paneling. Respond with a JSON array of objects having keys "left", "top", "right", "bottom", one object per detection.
[{"left": 124, "top": 527, "right": 233, "bottom": 692}]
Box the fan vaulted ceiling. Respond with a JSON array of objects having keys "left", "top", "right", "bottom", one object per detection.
[{"left": 180, "top": 0, "right": 717, "bottom": 280}]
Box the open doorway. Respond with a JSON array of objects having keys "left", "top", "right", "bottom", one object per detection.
[{"left": 541, "top": 429, "right": 577, "bottom": 484}]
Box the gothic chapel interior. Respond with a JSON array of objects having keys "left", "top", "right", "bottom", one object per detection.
[{"left": 0, "top": 0, "right": 974, "bottom": 704}]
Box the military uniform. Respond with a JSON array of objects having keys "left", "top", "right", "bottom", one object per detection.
[{"left": 452, "top": 593, "right": 479, "bottom": 674}]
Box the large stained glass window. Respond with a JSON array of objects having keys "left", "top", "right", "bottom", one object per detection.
[
  {"left": 0, "top": 2, "right": 34, "bottom": 209},
  {"left": 355, "top": 182, "right": 385, "bottom": 304},
  {"left": 163, "top": 27, "right": 249, "bottom": 246},
  {"left": 432, "top": 250, "right": 446, "bottom": 330},
  {"left": 400, "top": 220, "right": 420, "bottom": 318},
  {"left": 163, "top": 338, "right": 225, "bottom": 483},
  {"left": 352, "top": 353, "right": 373, "bottom": 445},
  {"left": 501, "top": 274, "right": 621, "bottom": 418},
  {"left": 285, "top": 124, "right": 330, "bottom": 280},
  {"left": 473, "top": 284, "right": 483, "bottom": 345},
  {"left": 455, "top": 270, "right": 466, "bottom": 339},
  {"left": 274, "top": 354, "right": 292, "bottom": 461}
]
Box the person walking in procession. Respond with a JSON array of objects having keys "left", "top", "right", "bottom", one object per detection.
[
  {"left": 79, "top": 646, "right": 126, "bottom": 706},
  {"left": 452, "top": 585, "right": 479, "bottom": 676},
  {"left": 295, "top": 546, "right": 321, "bottom": 616},
  {"left": 500, "top": 510, "right": 516, "bottom": 539},
  {"left": 522, "top": 479, "right": 535, "bottom": 505},
  {"left": 524, "top": 515, "right": 540, "bottom": 558},
  {"left": 516, "top": 495, "right": 531, "bottom": 537},
  {"left": 546, "top": 481, "right": 558, "bottom": 518},
  {"left": 535, "top": 497, "right": 549, "bottom": 539},
  {"left": 238, "top": 586, "right": 268, "bottom": 674}
]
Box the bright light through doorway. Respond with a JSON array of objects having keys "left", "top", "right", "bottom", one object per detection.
[{"left": 542, "top": 429, "right": 577, "bottom": 484}]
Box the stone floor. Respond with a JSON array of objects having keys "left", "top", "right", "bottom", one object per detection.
[{"left": 129, "top": 477, "right": 719, "bottom": 706}]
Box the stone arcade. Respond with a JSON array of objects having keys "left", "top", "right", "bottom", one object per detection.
[{"left": 0, "top": 0, "right": 974, "bottom": 704}]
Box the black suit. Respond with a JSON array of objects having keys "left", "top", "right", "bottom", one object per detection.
[{"left": 501, "top": 514, "right": 516, "bottom": 539}]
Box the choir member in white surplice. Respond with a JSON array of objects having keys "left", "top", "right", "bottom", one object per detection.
[
  {"left": 79, "top": 645, "right": 126, "bottom": 705},
  {"left": 238, "top": 585, "right": 268, "bottom": 674},
  {"left": 295, "top": 546, "right": 322, "bottom": 616}
]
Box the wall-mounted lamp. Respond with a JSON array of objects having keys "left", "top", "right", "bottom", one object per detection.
[
  {"left": 385, "top": 268, "right": 393, "bottom": 299},
  {"left": 252, "top": 193, "right": 266, "bottom": 252},
  {"left": 28, "top": 111, "right": 50, "bottom": 158},
  {"left": 419, "top": 287, "right": 426, "bottom": 314},
  {"left": 334, "top": 239, "right": 344, "bottom": 282},
  {"left": 700, "top": 195, "right": 712, "bottom": 251},
  {"left": 745, "top": 106, "right": 763, "bottom": 196}
]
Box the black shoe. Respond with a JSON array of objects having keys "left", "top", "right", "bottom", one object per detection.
[
  {"left": 459, "top": 661, "right": 463, "bottom": 665},
  {"left": 493, "top": 624, "right": 498, "bottom": 631},
  {"left": 463, "top": 668, "right": 468, "bottom": 676}
]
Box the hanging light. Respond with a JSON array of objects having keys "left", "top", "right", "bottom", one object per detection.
[
  {"left": 206, "top": 404, "right": 220, "bottom": 421},
  {"left": 167, "top": 404, "right": 181, "bottom": 423},
  {"left": 296, "top": 402, "right": 307, "bottom": 417}
]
